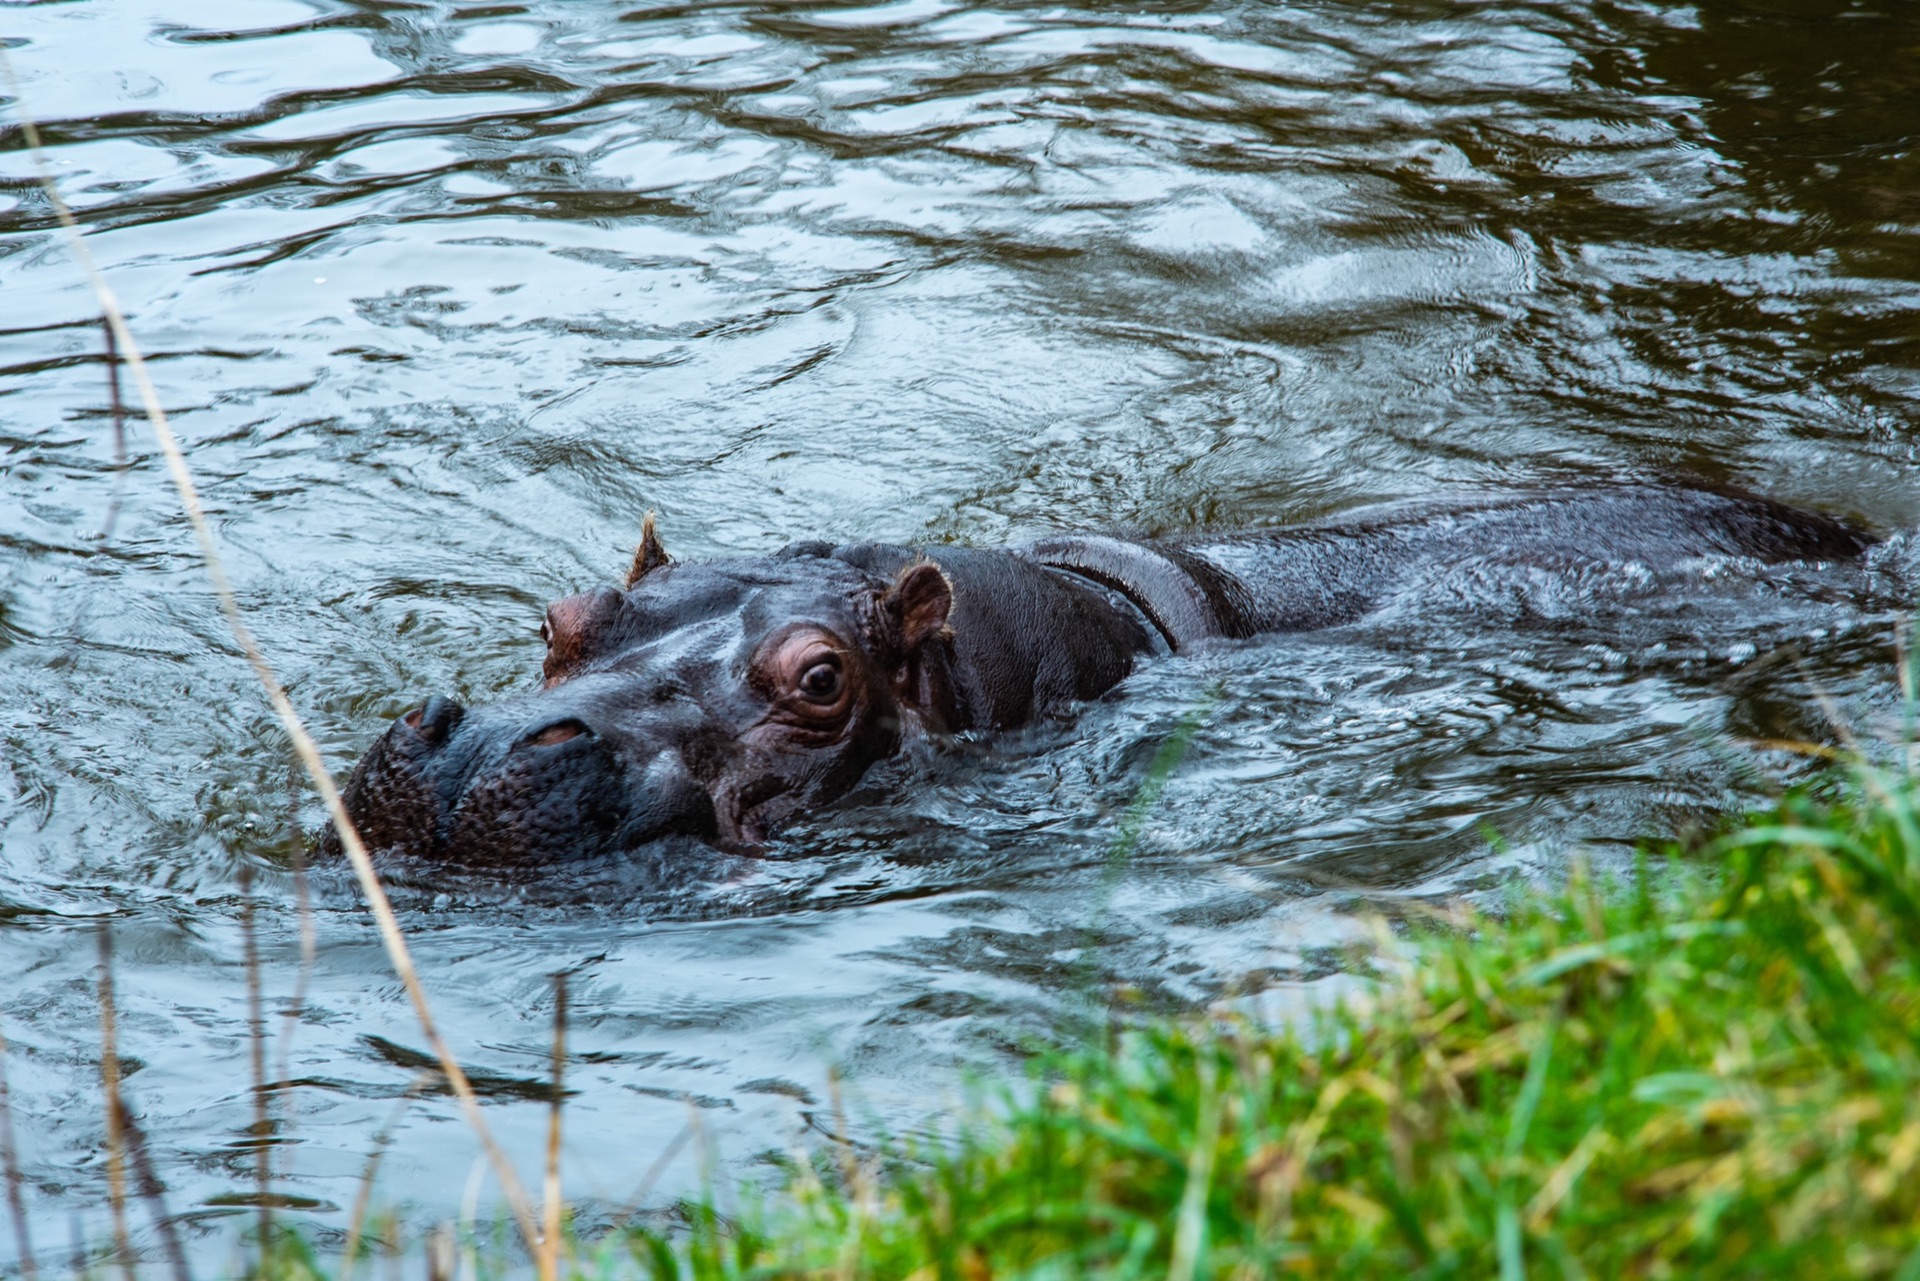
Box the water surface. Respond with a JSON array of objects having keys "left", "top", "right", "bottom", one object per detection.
[{"left": 3, "top": 0, "right": 1918, "bottom": 1264}]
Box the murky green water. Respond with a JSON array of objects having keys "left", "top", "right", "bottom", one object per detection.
[{"left": 3, "top": 0, "right": 1918, "bottom": 1265}]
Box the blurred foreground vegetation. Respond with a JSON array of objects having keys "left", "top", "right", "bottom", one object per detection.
[{"left": 249, "top": 762, "right": 1920, "bottom": 1277}]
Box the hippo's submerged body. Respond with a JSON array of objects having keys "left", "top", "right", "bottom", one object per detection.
[{"left": 326, "top": 484, "right": 1871, "bottom": 864}]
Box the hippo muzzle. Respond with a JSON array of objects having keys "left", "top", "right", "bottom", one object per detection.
[{"left": 322, "top": 679, "right": 720, "bottom": 864}]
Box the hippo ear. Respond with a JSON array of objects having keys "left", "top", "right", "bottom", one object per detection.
[
  {"left": 625, "top": 511, "right": 671, "bottom": 588},
  {"left": 888, "top": 560, "right": 953, "bottom": 653}
]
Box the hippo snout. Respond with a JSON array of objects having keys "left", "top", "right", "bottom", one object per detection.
[
  {"left": 405, "top": 694, "right": 464, "bottom": 747},
  {"left": 318, "top": 695, "right": 463, "bottom": 862},
  {"left": 323, "top": 692, "right": 716, "bottom": 865}
]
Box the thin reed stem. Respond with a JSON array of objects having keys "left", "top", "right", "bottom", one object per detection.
[
  {"left": 338, "top": 1076, "right": 431, "bottom": 1281},
  {"left": 270, "top": 756, "right": 319, "bottom": 1205},
  {"left": 238, "top": 863, "right": 272, "bottom": 1254},
  {"left": 824, "top": 1068, "right": 868, "bottom": 1211},
  {"left": 273, "top": 758, "right": 319, "bottom": 1100},
  {"left": 825, "top": 1069, "right": 862, "bottom": 1281},
  {"left": 610, "top": 1125, "right": 693, "bottom": 1227},
  {"left": 96, "top": 924, "right": 135, "bottom": 1281},
  {"left": 67, "top": 1211, "right": 85, "bottom": 1280},
  {"left": 0, "top": 49, "right": 542, "bottom": 1260},
  {"left": 98, "top": 316, "right": 128, "bottom": 541},
  {"left": 0, "top": 1020, "right": 39, "bottom": 1281},
  {"left": 542, "top": 976, "right": 567, "bottom": 1281},
  {"left": 119, "top": 1109, "right": 190, "bottom": 1281}
]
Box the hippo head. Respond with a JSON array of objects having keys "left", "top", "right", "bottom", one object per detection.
[{"left": 324, "top": 520, "right": 956, "bottom": 863}]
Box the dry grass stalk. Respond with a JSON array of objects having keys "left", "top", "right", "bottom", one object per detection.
[
  {"left": 379, "top": 1217, "right": 402, "bottom": 1281},
  {"left": 98, "top": 316, "right": 129, "bottom": 541},
  {"left": 425, "top": 1224, "right": 454, "bottom": 1281},
  {"left": 0, "top": 1020, "right": 39, "bottom": 1281},
  {"left": 611, "top": 1124, "right": 693, "bottom": 1226},
  {"left": 824, "top": 1068, "right": 864, "bottom": 1206},
  {"left": 95, "top": 924, "right": 135, "bottom": 1281},
  {"left": 270, "top": 757, "right": 320, "bottom": 1203},
  {"left": 542, "top": 975, "right": 568, "bottom": 1281},
  {"left": 67, "top": 1210, "right": 87, "bottom": 1278},
  {"left": 0, "top": 47, "right": 542, "bottom": 1259},
  {"left": 824, "top": 1066, "right": 873, "bottom": 1281},
  {"left": 238, "top": 863, "right": 272, "bottom": 1252},
  {"left": 274, "top": 767, "right": 320, "bottom": 1097},
  {"left": 338, "top": 1075, "right": 432, "bottom": 1281},
  {"left": 117, "top": 1111, "right": 190, "bottom": 1281}
]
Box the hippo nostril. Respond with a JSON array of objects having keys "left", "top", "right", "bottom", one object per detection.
[
  {"left": 521, "top": 718, "right": 591, "bottom": 749},
  {"left": 403, "top": 695, "right": 465, "bottom": 747}
]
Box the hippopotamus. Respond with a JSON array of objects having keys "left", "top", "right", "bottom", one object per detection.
[{"left": 323, "top": 484, "right": 1871, "bottom": 864}]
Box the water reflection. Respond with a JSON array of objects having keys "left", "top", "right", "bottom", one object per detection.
[{"left": 1, "top": 0, "right": 1917, "bottom": 1266}]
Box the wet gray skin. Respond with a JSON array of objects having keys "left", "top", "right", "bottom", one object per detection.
[
  {"left": 331, "top": 485, "right": 1873, "bottom": 864},
  {"left": 4, "top": 0, "right": 1920, "bottom": 1264},
  {"left": 330, "top": 549, "right": 911, "bottom": 859},
  {"left": 331, "top": 531, "right": 1138, "bottom": 860}
]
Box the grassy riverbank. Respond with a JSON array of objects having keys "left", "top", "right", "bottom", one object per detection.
[
  {"left": 211, "top": 762, "right": 1920, "bottom": 1279},
  {"left": 599, "top": 763, "right": 1920, "bottom": 1280}
]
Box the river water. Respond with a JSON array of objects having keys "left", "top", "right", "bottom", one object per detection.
[{"left": 2, "top": 0, "right": 1918, "bottom": 1267}]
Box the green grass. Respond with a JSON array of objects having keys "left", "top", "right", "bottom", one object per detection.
[
  {"left": 608, "top": 764, "right": 1920, "bottom": 1280},
  {"left": 190, "top": 759, "right": 1920, "bottom": 1279}
]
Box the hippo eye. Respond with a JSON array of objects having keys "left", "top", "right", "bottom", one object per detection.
[
  {"left": 798, "top": 660, "right": 841, "bottom": 701},
  {"left": 756, "top": 629, "right": 854, "bottom": 720}
]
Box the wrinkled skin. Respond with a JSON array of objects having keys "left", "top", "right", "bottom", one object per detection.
[{"left": 324, "top": 484, "right": 1873, "bottom": 864}]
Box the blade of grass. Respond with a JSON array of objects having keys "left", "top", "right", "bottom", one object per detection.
[
  {"left": 1504, "top": 1005, "right": 1560, "bottom": 1163},
  {"left": 1070, "top": 688, "right": 1219, "bottom": 1024},
  {"left": 1493, "top": 1003, "right": 1561, "bottom": 1281},
  {"left": 1496, "top": 1202, "right": 1525, "bottom": 1281},
  {"left": 0, "top": 49, "right": 545, "bottom": 1267},
  {"left": 1106, "top": 686, "right": 1219, "bottom": 874},
  {"left": 1166, "top": 1058, "right": 1222, "bottom": 1281}
]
